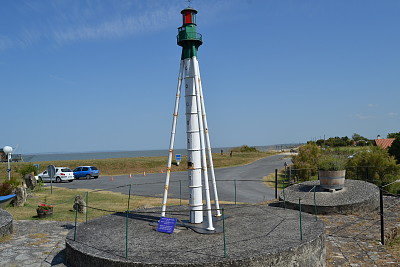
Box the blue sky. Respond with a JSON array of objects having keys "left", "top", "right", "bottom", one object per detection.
[{"left": 1, "top": 0, "right": 399, "bottom": 154}]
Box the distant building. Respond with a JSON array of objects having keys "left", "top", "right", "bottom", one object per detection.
[{"left": 375, "top": 138, "right": 395, "bottom": 149}]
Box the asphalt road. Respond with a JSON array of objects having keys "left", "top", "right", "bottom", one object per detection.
[{"left": 54, "top": 154, "right": 290, "bottom": 203}]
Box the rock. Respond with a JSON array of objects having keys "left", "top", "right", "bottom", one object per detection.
[
  {"left": 14, "top": 187, "right": 27, "bottom": 207},
  {"left": 73, "top": 195, "right": 86, "bottom": 213},
  {"left": 24, "top": 173, "right": 36, "bottom": 190}
]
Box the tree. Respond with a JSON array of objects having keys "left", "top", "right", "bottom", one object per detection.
[
  {"left": 388, "top": 138, "right": 400, "bottom": 164},
  {"left": 352, "top": 133, "right": 364, "bottom": 142},
  {"left": 387, "top": 132, "right": 400, "bottom": 139}
]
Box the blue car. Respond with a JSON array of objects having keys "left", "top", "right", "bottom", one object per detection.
[{"left": 73, "top": 166, "right": 100, "bottom": 179}]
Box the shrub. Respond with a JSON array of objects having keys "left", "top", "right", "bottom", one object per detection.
[
  {"left": 0, "top": 183, "right": 13, "bottom": 196},
  {"left": 230, "top": 145, "right": 259, "bottom": 153},
  {"left": 347, "top": 147, "right": 399, "bottom": 187},
  {"left": 15, "top": 164, "right": 38, "bottom": 177},
  {"left": 292, "top": 143, "right": 321, "bottom": 180},
  {"left": 318, "top": 154, "right": 347, "bottom": 171}
]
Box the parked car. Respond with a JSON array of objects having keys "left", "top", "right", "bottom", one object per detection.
[
  {"left": 73, "top": 166, "right": 100, "bottom": 179},
  {"left": 37, "top": 167, "right": 74, "bottom": 183}
]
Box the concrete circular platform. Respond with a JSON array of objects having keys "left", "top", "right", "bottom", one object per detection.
[
  {"left": 65, "top": 204, "right": 325, "bottom": 267},
  {"left": 279, "top": 179, "right": 379, "bottom": 215},
  {"left": 0, "top": 209, "right": 13, "bottom": 238}
]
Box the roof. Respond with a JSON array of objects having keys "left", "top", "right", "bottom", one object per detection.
[{"left": 375, "top": 138, "right": 395, "bottom": 149}]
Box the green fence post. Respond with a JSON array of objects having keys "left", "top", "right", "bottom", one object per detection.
[
  {"left": 74, "top": 207, "right": 78, "bottom": 241},
  {"left": 85, "top": 192, "right": 89, "bottom": 224},
  {"left": 313, "top": 186, "right": 317, "bottom": 220},
  {"left": 299, "top": 198, "right": 302, "bottom": 241},
  {"left": 275, "top": 169, "right": 278, "bottom": 199},
  {"left": 234, "top": 180, "right": 237, "bottom": 205},
  {"left": 222, "top": 208, "right": 226, "bottom": 258},
  {"left": 126, "top": 210, "right": 129, "bottom": 259},
  {"left": 127, "top": 184, "right": 132, "bottom": 211},
  {"left": 179, "top": 180, "right": 182, "bottom": 206},
  {"left": 283, "top": 185, "right": 286, "bottom": 210}
]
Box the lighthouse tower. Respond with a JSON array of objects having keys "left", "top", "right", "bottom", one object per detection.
[{"left": 161, "top": 7, "right": 220, "bottom": 231}]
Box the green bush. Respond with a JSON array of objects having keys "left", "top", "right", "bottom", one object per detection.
[
  {"left": 318, "top": 154, "right": 347, "bottom": 171},
  {"left": 15, "top": 164, "right": 38, "bottom": 177},
  {"left": 347, "top": 147, "right": 399, "bottom": 187},
  {"left": 292, "top": 143, "right": 321, "bottom": 180},
  {"left": 230, "top": 145, "right": 259, "bottom": 153}
]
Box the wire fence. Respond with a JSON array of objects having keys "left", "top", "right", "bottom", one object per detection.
[{"left": 35, "top": 169, "right": 400, "bottom": 261}]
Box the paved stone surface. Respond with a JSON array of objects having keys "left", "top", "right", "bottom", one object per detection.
[
  {"left": 0, "top": 220, "right": 70, "bottom": 267},
  {"left": 323, "top": 196, "right": 400, "bottom": 267}
]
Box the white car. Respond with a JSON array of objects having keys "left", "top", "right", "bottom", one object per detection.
[{"left": 37, "top": 167, "right": 74, "bottom": 183}]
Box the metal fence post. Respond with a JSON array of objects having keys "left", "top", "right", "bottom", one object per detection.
[
  {"left": 179, "top": 180, "right": 182, "bottom": 206},
  {"left": 222, "top": 208, "right": 226, "bottom": 258},
  {"left": 126, "top": 210, "right": 129, "bottom": 259},
  {"left": 234, "top": 180, "right": 237, "bottom": 205},
  {"left": 127, "top": 184, "right": 132, "bottom": 211},
  {"left": 283, "top": 184, "right": 286, "bottom": 210},
  {"left": 74, "top": 207, "right": 78, "bottom": 241},
  {"left": 85, "top": 192, "right": 89, "bottom": 224},
  {"left": 380, "top": 187, "right": 385, "bottom": 245},
  {"left": 299, "top": 198, "right": 302, "bottom": 241},
  {"left": 275, "top": 169, "right": 278, "bottom": 199},
  {"left": 313, "top": 186, "right": 317, "bottom": 220}
]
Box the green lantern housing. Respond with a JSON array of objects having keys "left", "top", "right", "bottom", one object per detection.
[{"left": 177, "top": 8, "right": 202, "bottom": 60}]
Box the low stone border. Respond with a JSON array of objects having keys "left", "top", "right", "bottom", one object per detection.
[
  {"left": 66, "top": 204, "right": 326, "bottom": 266},
  {"left": 279, "top": 179, "right": 379, "bottom": 215},
  {"left": 0, "top": 209, "right": 13, "bottom": 238}
]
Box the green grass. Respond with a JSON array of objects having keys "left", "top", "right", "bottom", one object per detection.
[
  {"left": 2, "top": 151, "right": 277, "bottom": 221},
  {"left": 0, "top": 151, "right": 277, "bottom": 182},
  {"left": 4, "top": 186, "right": 185, "bottom": 222}
]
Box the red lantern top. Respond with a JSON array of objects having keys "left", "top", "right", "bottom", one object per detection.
[{"left": 181, "top": 8, "right": 197, "bottom": 25}]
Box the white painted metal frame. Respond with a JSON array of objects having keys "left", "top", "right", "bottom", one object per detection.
[{"left": 161, "top": 57, "right": 220, "bottom": 230}]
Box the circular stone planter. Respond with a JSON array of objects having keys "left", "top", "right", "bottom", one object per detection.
[
  {"left": 66, "top": 204, "right": 326, "bottom": 267},
  {"left": 279, "top": 179, "right": 379, "bottom": 215},
  {"left": 0, "top": 209, "right": 13, "bottom": 238}
]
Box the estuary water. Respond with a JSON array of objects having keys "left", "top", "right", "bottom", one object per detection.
[{"left": 22, "top": 144, "right": 300, "bottom": 162}]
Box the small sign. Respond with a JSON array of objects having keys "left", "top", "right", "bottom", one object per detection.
[
  {"left": 34, "top": 164, "right": 39, "bottom": 170},
  {"left": 157, "top": 217, "right": 177, "bottom": 234},
  {"left": 47, "top": 165, "right": 56, "bottom": 178},
  {"left": 175, "top": 154, "right": 181, "bottom": 162}
]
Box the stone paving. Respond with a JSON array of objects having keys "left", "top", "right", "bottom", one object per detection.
[
  {"left": 0, "top": 220, "right": 70, "bottom": 267},
  {"left": 322, "top": 196, "right": 400, "bottom": 267},
  {"left": 0, "top": 196, "right": 399, "bottom": 266}
]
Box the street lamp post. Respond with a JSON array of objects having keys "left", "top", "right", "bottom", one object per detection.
[{"left": 3, "top": 146, "right": 13, "bottom": 180}]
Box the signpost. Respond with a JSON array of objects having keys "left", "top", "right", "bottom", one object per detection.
[
  {"left": 47, "top": 165, "right": 56, "bottom": 194},
  {"left": 175, "top": 154, "right": 181, "bottom": 166}
]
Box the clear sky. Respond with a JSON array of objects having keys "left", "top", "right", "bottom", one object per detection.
[{"left": 1, "top": 0, "right": 399, "bottom": 154}]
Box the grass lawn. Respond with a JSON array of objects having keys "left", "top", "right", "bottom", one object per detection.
[
  {"left": 4, "top": 186, "right": 185, "bottom": 222},
  {"left": 0, "top": 151, "right": 277, "bottom": 180},
  {"left": 3, "top": 151, "right": 277, "bottom": 221}
]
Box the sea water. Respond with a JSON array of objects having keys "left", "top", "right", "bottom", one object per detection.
[{"left": 22, "top": 144, "right": 300, "bottom": 162}]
